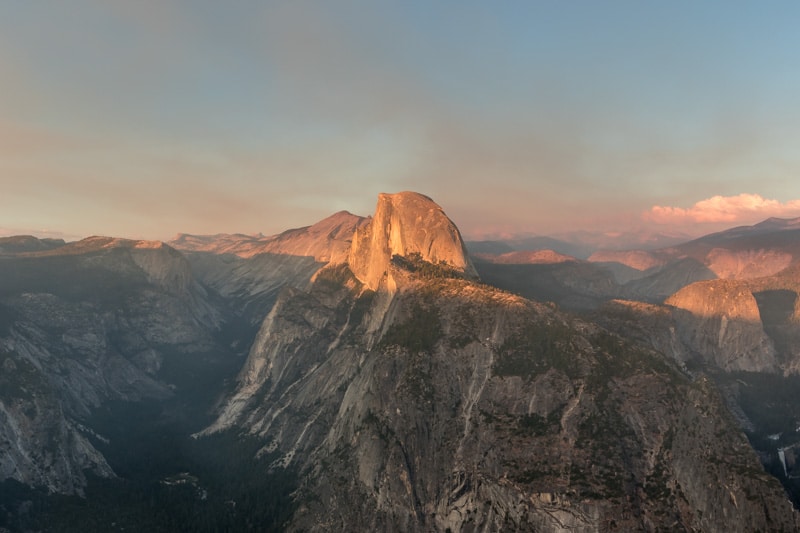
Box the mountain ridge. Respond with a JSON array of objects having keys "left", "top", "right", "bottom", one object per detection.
[
  {"left": 170, "top": 210, "right": 366, "bottom": 263},
  {"left": 2, "top": 194, "right": 800, "bottom": 530},
  {"left": 201, "top": 192, "right": 798, "bottom": 531}
]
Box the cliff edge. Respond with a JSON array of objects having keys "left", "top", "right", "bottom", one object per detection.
[{"left": 348, "top": 192, "right": 477, "bottom": 290}]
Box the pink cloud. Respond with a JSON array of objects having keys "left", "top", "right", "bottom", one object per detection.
[{"left": 646, "top": 194, "right": 800, "bottom": 225}]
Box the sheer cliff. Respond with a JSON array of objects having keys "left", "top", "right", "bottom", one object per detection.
[
  {"left": 0, "top": 237, "right": 226, "bottom": 493},
  {"left": 348, "top": 191, "right": 477, "bottom": 291},
  {"left": 4, "top": 196, "right": 800, "bottom": 530},
  {"left": 593, "top": 267, "right": 800, "bottom": 510},
  {"left": 665, "top": 280, "right": 779, "bottom": 373},
  {"left": 206, "top": 194, "right": 797, "bottom": 532},
  {"left": 661, "top": 265, "right": 800, "bottom": 374},
  {"left": 172, "top": 211, "right": 367, "bottom": 325}
]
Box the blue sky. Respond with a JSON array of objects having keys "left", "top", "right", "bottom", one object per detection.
[{"left": 2, "top": 1, "right": 800, "bottom": 241}]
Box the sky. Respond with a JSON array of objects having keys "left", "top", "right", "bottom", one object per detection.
[{"left": 2, "top": 1, "right": 800, "bottom": 242}]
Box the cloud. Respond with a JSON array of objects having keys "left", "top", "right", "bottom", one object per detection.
[
  {"left": 646, "top": 194, "right": 800, "bottom": 225},
  {"left": 3, "top": 3, "right": 800, "bottom": 241}
]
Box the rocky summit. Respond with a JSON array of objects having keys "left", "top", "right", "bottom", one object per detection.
[
  {"left": 205, "top": 193, "right": 797, "bottom": 532},
  {"left": 2, "top": 193, "right": 800, "bottom": 532},
  {"left": 349, "top": 191, "right": 478, "bottom": 291}
]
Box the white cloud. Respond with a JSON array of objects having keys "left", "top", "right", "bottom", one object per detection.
[{"left": 646, "top": 193, "right": 800, "bottom": 225}]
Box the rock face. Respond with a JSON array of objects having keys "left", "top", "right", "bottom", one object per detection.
[
  {"left": 349, "top": 192, "right": 477, "bottom": 290},
  {"left": 172, "top": 211, "right": 367, "bottom": 325},
  {"left": 0, "top": 350, "right": 115, "bottom": 494},
  {"left": 705, "top": 247, "right": 793, "bottom": 279},
  {"left": 171, "top": 210, "right": 366, "bottom": 263},
  {"left": 0, "top": 237, "right": 224, "bottom": 493},
  {"left": 207, "top": 270, "right": 796, "bottom": 532},
  {"left": 665, "top": 280, "right": 778, "bottom": 372},
  {"left": 5, "top": 199, "right": 800, "bottom": 529},
  {"left": 654, "top": 265, "right": 800, "bottom": 375},
  {"left": 595, "top": 281, "right": 795, "bottom": 376},
  {"left": 206, "top": 194, "right": 797, "bottom": 532}
]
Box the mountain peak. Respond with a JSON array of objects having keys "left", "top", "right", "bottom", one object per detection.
[
  {"left": 170, "top": 211, "right": 366, "bottom": 261},
  {"left": 348, "top": 191, "right": 477, "bottom": 290},
  {"left": 754, "top": 216, "right": 800, "bottom": 230}
]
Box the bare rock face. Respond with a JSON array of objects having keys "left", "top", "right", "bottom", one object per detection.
[
  {"left": 173, "top": 212, "right": 368, "bottom": 325},
  {"left": 706, "top": 247, "right": 793, "bottom": 279},
  {"left": 206, "top": 201, "right": 799, "bottom": 532},
  {"left": 171, "top": 211, "right": 366, "bottom": 263},
  {"left": 260, "top": 211, "right": 368, "bottom": 265},
  {"left": 206, "top": 269, "right": 797, "bottom": 532},
  {"left": 349, "top": 192, "right": 478, "bottom": 290},
  {"left": 0, "top": 239, "right": 223, "bottom": 493},
  {"left": 665, "top": 270, "right": 800, "bottom": 375},
  {"left": 0, "top": 351, "right": 115, "bottom": 494},
  {"left": 665, "top": 280, "right": 778, "bottom": 372}
]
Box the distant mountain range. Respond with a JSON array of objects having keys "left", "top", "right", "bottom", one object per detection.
[
  {"left": 471, "top": 216, "right": 800, "bottom": 309},
  {"left": 466, "top": 229, "right": 693, "bottom": 259},
  {"left": 1, "top": 196, "right": 800, "bottom": 531},
  {"left": 170, "top": 210, "right": 367, "bottom": 263}
]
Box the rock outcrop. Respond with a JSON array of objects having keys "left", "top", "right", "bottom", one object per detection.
[
  {"left": 205, "top": 193, "right": 797, "bottom": 531},
  {"left": 171, "top": 210, "right": 366, "bottom": 264},
  {"left": 206, "top": 269, "right": 797, "bottom": 531},
  {"left": 348, "top": 192, "right": 477, "bottom": 290},
  {"left": 0, "top": 238, "right": 225, "bottom": 493},
  {"left": 172, "top": 212, "right": 367, "bottom": 325},
  {"left": 0, "top": 348, "right": 115, "bottom": 494},
  {"left": 654, "top": 264, "right": 800, "bottom": 375},
  {"left": 665, "top": 280, "right": 778, "bottom": 372},
  {"left": 5, "top": 198, "right": 800, "bottom": 529},
  {"left": 705, "top": 247, "right": 793, "bottom": 279}
]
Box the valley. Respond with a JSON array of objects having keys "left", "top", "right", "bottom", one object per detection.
[{"left": 2, "top": 193, "right": 800, "bottom": 531}]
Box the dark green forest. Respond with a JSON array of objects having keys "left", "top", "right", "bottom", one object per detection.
[{"left": 1, "top": 404, "right": 297, "bottom": 532}]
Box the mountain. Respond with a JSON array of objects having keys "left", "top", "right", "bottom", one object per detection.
[
  {"left": 3, "top": 196, "right": 800, "bottom": 531},
  {"left": 172, "top": 210, "right": 366, "bottom": 263},
  {"left": 170, "top": 211, "right": 367, "bottom": 326},
  {"left": 551, "top": 229, "right": 692, "bottom": 254},
  {"left": 588, "top": 249, "right": 668, "bottom": 271},
  {"left": 467, "top": 230, "right": 692, "bottom": 261},
  {"left": 659, "top": 264, "right": 800, "bottom": 375},
  {"left": 463, "top": 240, "right": 515, "bottom": 256},
  {"left": 585, "top": 217, "right": 800, "bottom": 300},
  {"left": 203, "top": 193, "right": 797, "bottom": 531},
  {"left": 473, "top": 249, "right": 576, "bottom": 265},
  {"left": 0, "top": 237, "right": 227, "bottom": 494},
  {"left": 591, "top": 262, "right": 800, "bottom": 508},
  {"left": 477, "top": 216, "right": 800, "bottom": 310},
  {"left": 473, "top": 258, "right": 620, "bottom": 311},
  {"left": 0, "top": 236, "right": 66, "bottom": 255},
  {"left": 469, "top": 236, "right": 592, "bottom": 259},
  {"left": 348, "top": 191, "right": 477, "bottom": 291}
]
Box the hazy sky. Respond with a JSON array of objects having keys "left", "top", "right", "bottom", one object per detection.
[{"left": 3, "top": 1, "right": 800, "bottom": 241}]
